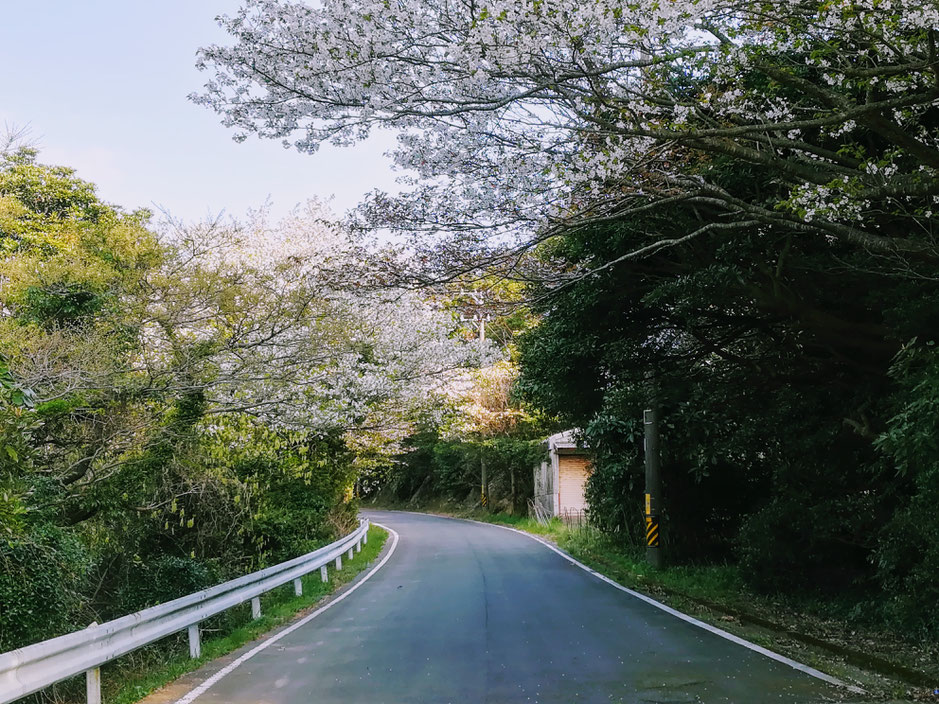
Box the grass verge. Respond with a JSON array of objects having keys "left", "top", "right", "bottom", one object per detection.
[{"left": 92, "top": 526, "right": 388, "bottom": 704}]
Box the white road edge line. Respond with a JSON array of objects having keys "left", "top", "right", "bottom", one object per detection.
[
  {"left": 383, "top": 510, "right": 866, "bottom": 696},
  {"left": 172, "top": 523, "right": 400, "bottom": 704}
]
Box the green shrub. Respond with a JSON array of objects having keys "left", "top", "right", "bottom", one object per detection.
[
  {"left": 113, "top": 555, "right": 218, "bottom": 614},
  {"left": 872, "top": 344, "right": 939, "bottom": 635},
  {"left": 389, "top": 431, "right": 542, "bottom": 511},
  {"left": 0, "top": 524, "right": 91, "bottom": 650}
]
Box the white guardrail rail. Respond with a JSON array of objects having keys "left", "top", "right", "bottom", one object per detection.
[{"left": 0, "top": 518, "right": 370, "bottom": 704}]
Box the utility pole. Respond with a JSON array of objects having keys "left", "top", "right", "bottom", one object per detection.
[
  {"left": 635, "top": 45, "right": 663, "bottom": 565},
  {"left": 461, "top": 289, "right": 491, "bottom": 510},
  {"left": 643, "top": 371, "right": 663, "bottom": 568}
]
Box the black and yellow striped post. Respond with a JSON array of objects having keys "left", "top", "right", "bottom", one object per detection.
[
  {"left": 643, "top": 375, "right": 663, "bottom": 568},
  {"left": 645, "top": 511, "right": 659, "bottom": 549}
]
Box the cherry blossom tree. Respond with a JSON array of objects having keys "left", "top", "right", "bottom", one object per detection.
[
  {"left": 194, "top": 0, "right": 939, "bottom": 281},
  {"left": 0, "top": 148, "right": 480, "bottom": 651},
  {"left": 146, "top": 204, "right": 477, "bottom": 450}
]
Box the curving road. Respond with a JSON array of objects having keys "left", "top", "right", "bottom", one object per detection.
[{"left": 178, "top": 511, "right": 850, "bottom": 703}]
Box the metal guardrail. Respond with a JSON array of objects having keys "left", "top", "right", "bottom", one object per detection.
[{"left": 0, "top": 518, "right": 370, "bottom": 704}]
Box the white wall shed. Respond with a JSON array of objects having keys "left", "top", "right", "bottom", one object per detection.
[{"left": 533, "top": 430, "right": 591, "bottom": 519}]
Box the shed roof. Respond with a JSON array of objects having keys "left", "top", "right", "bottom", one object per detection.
[{"left": 544, "top": 429, "right": 585, "bottom": 452}]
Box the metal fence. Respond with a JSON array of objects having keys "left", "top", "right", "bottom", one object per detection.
[
  {"left": 0, "top": 518, "right": 370, "bottom": 704},
  {"left": 528, "top": 496, "right": 553, "bottom": 526},
  {"left": 528, "top": 500, "right": 588, "bottom": 529},
  {"left": 559, "top": 508, "right": 587, "bottom": 528}
]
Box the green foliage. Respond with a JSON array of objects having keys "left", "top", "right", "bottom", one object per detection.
[
  {"left": 19, "top": 283, "right": 109, "bottom": 328},
  {"left": 872, "top": 344, "right": 939, "bottom": 635},
  {"left": 0, "top": 151, "right": 364, "bottom": 655},
  {"left": 0, "top": 523, "right": 92, "bottom": 651},
  {"left": 514, "top": 99, "right": 939, "bottom": 634},
  {"left": 579, "top": 415, "right": 644, "bottom": 545},
  {"left": 113, "top": 555, "right": 218, "bottom": 615},
  {"left": 0, "top": 149, "right": 108, "bottom": 226},
  {"left": 234, "top": 434, "right": 359, "bottom": 565},
  {"left": 387, "top": 430, "right": 542, "bottom": 512},
  {"left": 0, "top": 359, "right": 36, "bottom": 539}
]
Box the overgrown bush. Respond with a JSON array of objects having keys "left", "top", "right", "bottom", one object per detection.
[
  {"left": 873, "top": 345, "right": 939, "bottom": 636},
  {"left": 0, "top": 524, "right": 91, "bottom": 651},
  {"left": 113, "top": 555, "right": 218, "bottom": 615}
]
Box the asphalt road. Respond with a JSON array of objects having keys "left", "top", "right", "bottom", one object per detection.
[{"left": 183, "top": 510, "right": 847, "bottom": 703}]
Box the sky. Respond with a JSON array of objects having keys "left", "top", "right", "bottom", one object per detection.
[{"left": 0, "top": 2, "right": 400, "bottom": 223}]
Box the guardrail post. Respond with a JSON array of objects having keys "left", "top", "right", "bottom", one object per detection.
[
  {"left": 320, "top": 565, "right": 328, "bottom": 582},
  {"left": 188, "top": 623, "right": 201, "bottom": 658},
  {"left": 347, "top": 546, "right": 354, "bottom": 560},
  {"left": 355, "top": 537, "right": 362, "bottom": 553},
  {"left": 335, "top": 555, "right": 342, "bottom": 570},
  {"left": 251, "top": 596, "right": 262, "bottom": 619},
  {"left": 363, "top": 528, "right": 368, "bottom": 545},
  {"left": 86, "top": 667, "right": 101, "bottom": 704},
  {"left": 293, "top": 578, "right": 303, "bottom": 596}
]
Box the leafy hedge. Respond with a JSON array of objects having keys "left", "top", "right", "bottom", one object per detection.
[{"left": 385, "top": 432, "right": 542, "bottom": 513}]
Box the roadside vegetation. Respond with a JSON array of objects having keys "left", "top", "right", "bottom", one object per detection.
[{"left": 0, "top": 144, "right": 464, "bottom": 703}]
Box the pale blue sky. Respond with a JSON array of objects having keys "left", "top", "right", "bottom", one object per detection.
[{"left": 0, "top": 1, "right": 399, "bottom": 222}]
